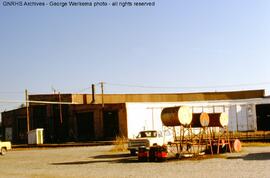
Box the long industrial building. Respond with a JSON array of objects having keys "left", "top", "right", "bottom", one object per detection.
[{"left": 1, "top": 89, "right": 270, "bottom": 143}]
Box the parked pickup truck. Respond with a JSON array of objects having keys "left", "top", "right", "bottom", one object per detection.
[
  {"left": 0, "top": 141, "right": 11, "bottom": 155},
  {"left": 128, "top": 130, "right": 174, "bottom": 155}
]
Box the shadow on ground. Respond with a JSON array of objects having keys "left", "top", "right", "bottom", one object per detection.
[
  {"left": 50, "top": 152, "right": 227, "bottom": 166},
  {"left": 227, "top": 152, "right": 270, "bottom": 161},
  {"left": 92, "top": 153, "right": 132, "bottom": 159},
  {"left": 51, "top": 153, "right": 139, "bottom": 165}
]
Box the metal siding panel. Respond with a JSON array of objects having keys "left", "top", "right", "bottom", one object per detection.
[
  {"left": 192, "top": 106, "right": 203, "bottom": 113},
  {"left": 126, "top": 104, "right": 151, "bottom": 138},
  {"left": 203, "top": 106, "right": 214, "bottom": 113},
  {"left": 153, "top": 108, "right": 163, "bottom": 131},
  {"left": 228, "top": 105, "right": 237, "bottom": 131},
  {"left": 247, "top": 104, "right": 257, "bottom": 131},
  {"left": 214, "top": 106, "right": 225, "bottom": 113},
  {"left": 237, "top": 105, "right": 248, "bottom": 131}
]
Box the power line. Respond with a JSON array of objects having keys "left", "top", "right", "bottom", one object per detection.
[
  {"left": 0, "top": 99, "right": 78, "bottom": 105},
  {"left": 75, "top": 87, "right": 92, "bottom": 93},
  {"left": 0, "top": 91, "right": 24, "bottom": 94},
  {"left": 0, "top": 81, "right": 269, "bottom": 97},
  {"left": 105, "top": 82, "right": 270, "bottom": 90}
]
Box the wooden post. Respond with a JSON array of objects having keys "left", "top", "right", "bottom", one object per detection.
[
  {"left": 91, "top": 84, "right": 95, "bottom": 104},
  {"left": 25, "top": 89, "right": 30, "bottom": 132},
  {"left": 58, "top": 92, "right": 63, "bottom": 124},
  {"left": 101, "top": 82, "right": 104, "bottom": 108}
]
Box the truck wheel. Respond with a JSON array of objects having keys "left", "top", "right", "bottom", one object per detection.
[
  {"left": 1, "top": 148, "right": 7, "bottom": 156},
  {"left": 130, "top": 150, "right": 136, "bottom": 156}
]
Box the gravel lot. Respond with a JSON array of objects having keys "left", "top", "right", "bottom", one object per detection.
[{"left": 0, "top": 145, "right": 269, "bottom": 178}]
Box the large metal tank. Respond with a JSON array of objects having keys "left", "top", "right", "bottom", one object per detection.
[
  {"left": 161, "top": 106, "right": 193, "bottom": 126},
  {"left": 191, "top": 112, "right": 210, "bottom": 127},
  {"left": 191, "top": 112, "right": 228, "bottom": 127},
  {"left": 208, "top": 113, "right": 228, "bottom": 127}
]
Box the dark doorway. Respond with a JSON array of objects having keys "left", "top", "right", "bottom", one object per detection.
[
  {"left": 32, "top": 105, "right": 47, "bottom": 129},
  {"left": 76, "top": 112, "right": 94, "bottom": 141},
  {"left": 51, "top": 105, "right": 69, "bottom": 143},
  {"left": 32, "top": 105, "right": 48, "bottom": 142},
  {"left": 256, "top": 104, "right": 270, "bottom": 131},
  {"left": 103, "top": 111, "right": 119, "bottom": 139},
  {"left": 17, "top": 117, "right": 27, "bottom": 143}
]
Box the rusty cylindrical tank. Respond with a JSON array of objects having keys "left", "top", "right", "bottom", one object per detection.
[
  {"left": 208, "top": 112, "right": 229, "bottom": 127},
  {"left": 161, "top": 106, "right": 193, "bottom": 127},
  {"left": 191, "top": 112, "right": 210, "bottom": 127}
]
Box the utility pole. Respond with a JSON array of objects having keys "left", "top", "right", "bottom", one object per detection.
[
  {"left": 100, "top": 82, "right": 104, "bottom": 107},
  {"left": 91, "top": 84, "right": 95, "bottom": 104},
  {"left": 58, "top": 92, "right": 63, "bottom": 124},
  {"left": 25, "top": 89, "right": 30, "bottom": 132}
]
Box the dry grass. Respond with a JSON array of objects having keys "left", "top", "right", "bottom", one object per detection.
[
  {"left": 30, "top": 175, "right": 89, "bottom": 178},
  {"left": 110, "top": 136, "right": 128, "bottom": 152},
  {"left": 242, "top": 142, "right": 270, "bottom": 147}
]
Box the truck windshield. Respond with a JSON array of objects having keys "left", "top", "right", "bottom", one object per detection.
[{"left": 137, "top": 131, "right": 157, "bottom": 138}]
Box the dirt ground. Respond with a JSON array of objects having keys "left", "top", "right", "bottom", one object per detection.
[{"left": 0, "top": 144, "right": 270, "bottom": 178}]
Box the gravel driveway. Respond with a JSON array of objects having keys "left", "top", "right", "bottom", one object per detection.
[{"left": 0, "top": 145, "right": 269, "bottom": 178}]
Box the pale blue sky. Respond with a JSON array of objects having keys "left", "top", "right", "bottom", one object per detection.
[{"left": 1, "top": 0, "right": 270, "bottom": 113}]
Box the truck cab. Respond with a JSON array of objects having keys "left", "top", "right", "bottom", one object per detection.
[
  {"left": 0, "top": 141, "right": 11, "bottom": 155},
  {"left": 128, "top": 130, "right": 173, "bottom": 155}
]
